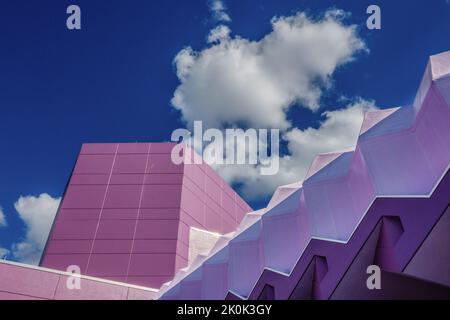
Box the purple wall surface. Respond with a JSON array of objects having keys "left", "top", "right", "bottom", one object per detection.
[
  {"left": 40, "top": 143, "right": 252, "bottom": 288},
  {"left": 0, "top": 260, "right": 157, "bottom": 300}
]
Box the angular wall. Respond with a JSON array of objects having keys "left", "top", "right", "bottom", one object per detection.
[
  {"left": 40, "top": 142, "right": 252, "bottom": 289},
  {"left": 159, "top": 50, "right": 450, "bottom": 300}
]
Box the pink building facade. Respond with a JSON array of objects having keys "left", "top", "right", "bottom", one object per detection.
[{"left": 40, "top": 143, "right": 252, "bottom": 288}]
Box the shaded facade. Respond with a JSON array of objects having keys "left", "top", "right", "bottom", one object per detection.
[{"left": 40, "top": 143, "right": 252, "bottom": 288}]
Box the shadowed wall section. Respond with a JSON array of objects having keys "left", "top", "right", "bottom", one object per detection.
[{"left": 40, "top": 143, "right": 252, "bottom": 288}]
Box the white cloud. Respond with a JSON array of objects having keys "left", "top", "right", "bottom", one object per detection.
[
  {"left": 171, "top": 9, "right": 373, "bottom": 199},
  {"left": 207, "top": 25, "right": 231, "bottom": 44},
  {"left": 0, "top": 247, "right": 9, "bottom": 259},
  {"left": 0, "top": 207, "right": 6, "bottom": 227},
  {"left": 214, "top": 98, "right": 378, "bottom": 198},
  {"left": 172, "top": 10, "right": 366, "bottom": 130},
  {"left": 11, "top": 193, "right": 61, "bottom": 265},
  {"left": 209, "top": 0, "right": 231, "bottom": 22}
]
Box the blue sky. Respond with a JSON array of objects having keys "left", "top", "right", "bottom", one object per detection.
[{"left": 0, "top": 0, "right": 449, "bottom": 263}]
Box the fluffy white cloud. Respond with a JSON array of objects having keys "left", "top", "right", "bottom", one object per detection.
[
  {"left": 171, "top": 9, "right": 373, "bottom": 199},
  {"left": 172, "top": 10, "right": 366, "bottom": 130},
  {"left": 11, "top": 193, "right": 61, "bottom": 264},
  {"left": 214, "top": 98, "right": 378, "bottom": 198},
  {"left": 209, "top": 0, "right": 231, "bottom": 22},
  {"left": 207, "top": 25, "right": 231, "bottom": 44},
  {"left": 0, "top": 207, "right": 6, "bottom": 227}
]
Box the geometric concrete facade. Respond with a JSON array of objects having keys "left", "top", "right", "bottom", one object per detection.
[{"left": 40, "top": 142, "right": 252, "bottom": 288}]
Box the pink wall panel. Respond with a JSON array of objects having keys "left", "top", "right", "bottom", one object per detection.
[
  {"left": 128, "top": 254, "right": 176, "bottom": 276},
  {"left": 104, "top": 185, "right": 142, "bottom": 209},
  {"left": 132, "top": 239, "right": 178, "bottom": 254},
  {"left": 74, "top": 154, "right": 115, "bottom": 174},
  {"left": 0, "top": 291, "right": 44, "bottom": 300},
  {"left": 113, "top": 154, "right": 148, "bottom": 174},
  {"left": 41, "top": 254, "right": 90, "bottom": 274},
  {"left": 139, "top": 208, "right": 179, "bottom": 220},
  {"left": 57, "top": 208, "right": 101, "bottom": 220},
  {"left": 0, "top": 261, "right": 158, "bottom": 300},
  {"left": 46, "top": 240, "right": 93, "bottom": 254},
  {"left": 144, "top": 173, "right": 183, "bottom": 184},
  {"left": 147, "top": 153, "right": 184, "bottom": 173},
  {"left": 70, "top": 174, "right": 110, "bottom": 185},
  {"left": 51, "top": 220, "right": 98, "bottom": 239},
  {"left": 62, "top": 185, "right": 107, "bottom": 209},
  {"left": 0, "top": 263, "right": 59, "bottom": 299},
  {"left": 100, "top": 208, "right": 138, "bottom": 220},
  {"left": 117, "top": 143, "right": 150, "bottom": 154},
  {"left": 54, "top": 276, "right": 128, "bottom": 300},
  {"left": 80, "top": 143, "right": 118, "bottom": 155},
  {"left": 141, "top": 184, "right": 182, "bottom": 208},
  {"left": 87, "top": 254, "right": 130, "bottom": 277},
  {"left": 92, "top": 240, "right": 133, "bottom": 254},
  {"left": 109, "top": 174, "right": 144, "bottom": 185},
  {"left": 96, "top": 219, "right": 136, "bottom": 239},
  {"left": 41, "top": 142, "right": 252, "bottom": 291},
  {"left": 135, "top": 220, "right": 179, "bottom": 239}
]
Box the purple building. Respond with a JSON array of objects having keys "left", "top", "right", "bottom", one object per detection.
[
  {"left": 40, "top": 143, "right": 252, "bottom": 288},
  {"left": 0, "top": 51, "right": 449, "bottom": 300},
  {"left": 158, "top": 50, "right": 450, "bottom": 300}
]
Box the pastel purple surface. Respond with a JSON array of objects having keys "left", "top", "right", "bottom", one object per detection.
[
  {"left": 0, "top": 261, "right": 157, "bottom": 300},
  {"left": 159, "top": 50, "right": 450, "bottom": 300},
  {"left": 41, "top": 143, "right": 252, "bottom": 288}
]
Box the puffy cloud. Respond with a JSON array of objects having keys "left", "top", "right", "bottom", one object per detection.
[
  {"left": 207, "top": 25, "right": 231, "bottom": 44},
  {"left": 0, "top": 207, "right": 6, "bottom": 227},
  {"left": 171, "top": 9, "right": 373, "bottom": 199},
  {"left": 172, "top": 10, "right": 366, "bottom": 130},
  {"left": 214, "top": 98, "right": 378, "bottom": 198},
  {"left": 209, "top": 0, "right": 231, "bottom": 22},
  {"left": 11, "top": 193, "right": 61, "bottom": 264}
]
